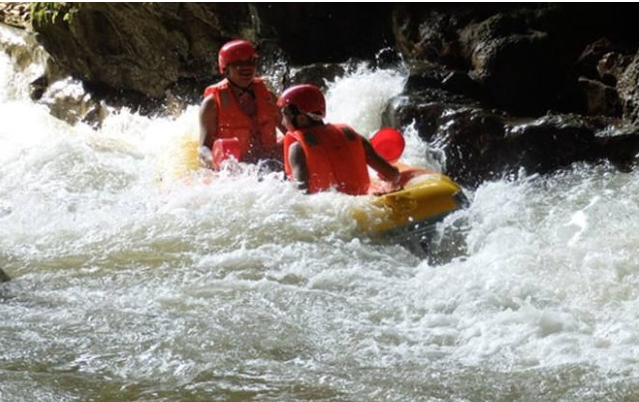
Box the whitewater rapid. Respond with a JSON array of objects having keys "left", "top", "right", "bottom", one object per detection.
[{"left": 2, "top": 29, "right": 639, "bottom": 401}]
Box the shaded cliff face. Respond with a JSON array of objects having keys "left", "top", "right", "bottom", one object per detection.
[
  {"left": 4, "top": 3, "right": 639, "bottom": 186},
  {"left": 29, "top": 3, "right": 256, "bottom": 102},
  {"left": 393, "top": 4, "right": 639, "bottom": 114},
  {"left": 386, "top": 3, "right": 639, "bottom": 185},
  {"left": 25, "top": 3, "right": 395, "bottom": 103},
  {"left": 256, "top": 4, "right": 395, "bottom": 65}
]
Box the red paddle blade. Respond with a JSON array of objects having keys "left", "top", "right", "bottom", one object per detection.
[
  {"left": 212, "top": 138, "right": 241, "bottom": 169},
  {"left": 370, "top": 128, "right": 405, "bottom": 163}
]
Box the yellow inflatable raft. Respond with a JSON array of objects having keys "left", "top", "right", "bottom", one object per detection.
[
  {"left": 353, "top": 164, "right": 468, "bottom": 243},
  {"left": 155, "top": 133, "right": 201, "bottom": 185}
]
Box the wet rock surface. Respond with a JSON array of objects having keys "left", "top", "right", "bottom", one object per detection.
[
  {"left": 389, "top": 3, "right": 639, "bottom": 185},
  {"left": 0, "top": 267, "right": 9, "bottom": 283}
]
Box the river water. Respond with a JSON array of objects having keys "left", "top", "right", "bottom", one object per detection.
[{"left": 2, "top": 27, "right": 639, "bottom": 402}]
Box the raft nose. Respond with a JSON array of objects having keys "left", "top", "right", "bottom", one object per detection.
[{"left": 453, "top": 190, "right": 470, "bottom": 209}]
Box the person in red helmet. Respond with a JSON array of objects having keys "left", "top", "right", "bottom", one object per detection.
[
  {"left": 278, "top": 84, "right": 400, "bottom": 195},
  {"left": 199, "top": 39, "right": 282, "bottom": 168}
]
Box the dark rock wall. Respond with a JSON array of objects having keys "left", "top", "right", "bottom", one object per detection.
[
  {"left": 27, "top": 3, "right": 395, "bottom": 103},
  {"left": 30, "top": 3, "right": 255, "bottom": 102},
  {"left": 256, "top": 4, "right": 394, "bottom": 65},
  {"left": 387, "top": 3, "right": 639, "bottom": 185},
  {"left": 393, "top": 3, "right": 639, "bottom": 118}
]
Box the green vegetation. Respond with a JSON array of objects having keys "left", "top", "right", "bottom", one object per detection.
[{"left": 30, "top": 2, "right": 76, "bottom": 26}]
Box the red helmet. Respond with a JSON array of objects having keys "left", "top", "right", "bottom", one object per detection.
[
  {"left": 277, "top": 84, "right": 326, "bottom": 119},
  {"left": 218, "top": 40, "right": 257, "bottom": 73}
]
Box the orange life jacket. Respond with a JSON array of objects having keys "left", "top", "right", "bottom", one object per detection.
[
  {"left": 283, "top": 124, "right": 370, "bottom": 195},
  {"left": 203, "top": 78, "right": 279, "bottom": 161}
]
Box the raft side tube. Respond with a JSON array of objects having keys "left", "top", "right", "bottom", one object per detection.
[{"left": 354, "top": 172, "right": 467, "bottom": 236}]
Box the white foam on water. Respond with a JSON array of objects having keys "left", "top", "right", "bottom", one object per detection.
[{"left": 2, "top": 34, "right": 639, "bottom": 400}]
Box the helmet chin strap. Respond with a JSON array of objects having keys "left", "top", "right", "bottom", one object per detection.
[
  {"left": 306, "top": 112, "right": 324, "bottom": 122},
  {"left": 293, "top": 114, "right": 323, "bottom": 130}
]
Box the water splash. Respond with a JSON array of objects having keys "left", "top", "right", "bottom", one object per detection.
[
  {"left": 3, "top": 38, "right": 639, "bottom": 401},
  {"left": 325, "top": 63, "right": 406, "bottom": 136}
]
